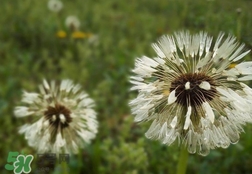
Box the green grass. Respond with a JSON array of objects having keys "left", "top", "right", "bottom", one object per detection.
[{"left": 1, "top": 0, "right": 252, "bottom": 173}]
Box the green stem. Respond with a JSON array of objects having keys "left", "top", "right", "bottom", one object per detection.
[
  {"left": 236, "top": 14, "right": 241, "bottom": 40},
  {"left": 176, "top": 146, "right": 189, "bottom": 174},
  {"left": 61, "top": 161, "right": 69, "bottom": 174}
]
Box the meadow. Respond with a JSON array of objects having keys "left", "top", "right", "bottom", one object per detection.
[{"left": 1, "top": 0, "right": 252, "bottom": 173}]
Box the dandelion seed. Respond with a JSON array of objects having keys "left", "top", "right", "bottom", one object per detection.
[
  {"left": 129, "top": 31, "right": 252, "bottom": 156},
  {"left": 48, "top": 0, "right": 63, "bottom": 13},
  {"left": 14, "top": 79, "right": 98, "bottom": 154}
]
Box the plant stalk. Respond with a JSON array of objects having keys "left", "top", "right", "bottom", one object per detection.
[{"left": 176, "top": 146, "right": 189, "bottom": 174}]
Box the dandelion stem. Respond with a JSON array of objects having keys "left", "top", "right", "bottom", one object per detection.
[
  {"left": 176, "top": 146, "right": 189, "bottom": 174},
  {"left": 61, "top": 161, "right": 69, "bottom": 174}
]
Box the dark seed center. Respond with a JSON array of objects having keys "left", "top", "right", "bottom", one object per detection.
[
  {"left": 170, "top": 73, "right": 217, "bottom": 107},
  {"left": 44, "top": 104, "right": 72, "bottom": 128}
]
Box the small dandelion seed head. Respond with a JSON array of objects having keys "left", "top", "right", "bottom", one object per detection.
[
  {"left": 65, "top": 16, "right": 81, "bottom": 31},
  {"left": 48, "top": 0, "right": 63, "bottom": 13},
  {"left": 14, "top": 79, "right": 98, "bottom": 154},
  {"left": 88, "top": 34, "right": 99, "bottom": 46},
  {"left": 130, "top": 31, "right": 252, "bottom": 156},
  {"left": 236, "top": 8, "right": 242, "bottom": 14}
]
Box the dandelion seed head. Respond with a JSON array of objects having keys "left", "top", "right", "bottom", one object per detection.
[
  {"left": 65, "top": 16, "right": 81, "bottom": 31},
  {"left": 14, "top": 79, "right": 98, "bottom": 154},
  {"left": 130, "top": 31, "right": 252, "bottom": 156},
  {"left": 48, "top": 0, "right": 63, "bottom": 13}
]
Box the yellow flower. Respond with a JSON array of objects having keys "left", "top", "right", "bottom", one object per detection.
[
  {"left": 229, "top": 63, "right": 237, "bottom": 68},
  {"left": 71, "top": 31, "right": 92, "bottom": 39},
  {"left": 56, "top": 30, "right": 67, "bottom": 38}
]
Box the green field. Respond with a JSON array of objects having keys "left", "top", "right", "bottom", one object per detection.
[{"left": 1, "top": 0, "right": 252, "bottom": 173}]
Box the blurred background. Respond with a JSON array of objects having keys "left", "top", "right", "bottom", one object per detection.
[{"left": 1, "top": 0, "right": 252, "bottom": 173}]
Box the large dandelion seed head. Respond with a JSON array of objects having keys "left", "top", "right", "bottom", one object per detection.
[
  {"left": 14, "top": 79, "right": 98, "bottom": 154},
  {"left": 129, "top": 31, "right": 252, "bottom": 156}
]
